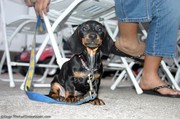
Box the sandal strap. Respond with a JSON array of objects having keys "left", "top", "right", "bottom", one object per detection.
[
  {"left": 111, "top": 43, "right": 144, "bottom": 63},
  {"left": 135, "top": 53, "right": 145, "bottom": 58},
  {"left": 152, "top": 85, "right": 172, "bottom": 91},
  {"left": 116, "top": 47, "right": 145, "bottom": 59}
]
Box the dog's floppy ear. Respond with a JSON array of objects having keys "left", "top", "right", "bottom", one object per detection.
[
  {"left": 67, "top": 25, "right": 84, "bottom": 54},
  {"left": 101, "top": 30, "right": 114, "bottom": 56}
]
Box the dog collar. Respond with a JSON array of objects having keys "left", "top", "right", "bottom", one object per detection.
[{"left": 78, "top": 55, "right": 97, "bottom": 73}]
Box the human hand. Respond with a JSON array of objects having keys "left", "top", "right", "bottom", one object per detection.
[
  {"left": 24, "top": 0, "right": 34, "bottom": 7},
  {"left": 24, "top": 0, "right": 50, "bottom": 18}
]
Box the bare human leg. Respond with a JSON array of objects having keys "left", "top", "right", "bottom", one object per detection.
[{"left": 140, "top": 55, "right": 180, "bottom": 96}]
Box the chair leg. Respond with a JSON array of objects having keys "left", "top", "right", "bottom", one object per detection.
[
  {"left": 0, "top": 53, "right": 6, "bottom": 74},
  {"left": 3, "top": 29, "right": 15, "bottom": 87},
  {"left": 175, "top": 68, "right": 180, "bottom": 84},
  {"left": 110, "top": 61, "right": 135, "bottom": 90},
  {"left": 0, "top": 19, "right": 36, "bottom": 87},
  {"left": 0, "top": 0, "right": 15, "bottom": 87},
  {"left": 161, "top": 60, "right": 180, "bottom": 91},
  {"left": 121, "top": 57, "right": 143, "bottom": 94},
  {"left": 110, "top": 70, "right": 126, "bottom": 90}
]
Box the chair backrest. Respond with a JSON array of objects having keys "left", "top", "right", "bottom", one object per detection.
[{"left": 48, "top": 0, "right": 115, "bottom": 25}]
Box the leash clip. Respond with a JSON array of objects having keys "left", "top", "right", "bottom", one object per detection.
[{"left": 87, "top": 73, "right": 96, "bottom": 98}]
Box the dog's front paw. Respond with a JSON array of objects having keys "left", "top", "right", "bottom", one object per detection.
[
  {"left": 89, "top": 98, "right": 105, "bottom": 105},
  {"left": 65, "top": 96, "right": 82, "bottom": 103},
  {"left": 58, "top": 96, "right": 65, "bottom": 102}
]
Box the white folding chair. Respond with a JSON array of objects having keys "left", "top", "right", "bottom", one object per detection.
[
  {"left": 0, "top": 0, "right": 62, "bottom": 88},
  {"left": 103, "top": 21, "right": 143, "bottom": 94},
  {"left": 1, "top": 0, "right": 116, "bottom": 88}
]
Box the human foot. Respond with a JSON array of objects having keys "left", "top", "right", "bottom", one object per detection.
[
  {"left": 111, "top": 43, "right": 144, "bottom": 63},
  {"left": 115, "top": 38, "right": 145, "bottom": 57},
  {"left": 140, "top": 78, "right": 180, "bottom": 97}
]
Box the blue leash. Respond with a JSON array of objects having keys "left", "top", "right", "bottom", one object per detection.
[
  {"left": 26, "top": 91, "right": 96, "bottom": 105},
  {"left": 24, "top": 16, "right": 96, "bottom": 105}
]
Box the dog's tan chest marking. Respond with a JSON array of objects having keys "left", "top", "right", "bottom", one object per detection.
[
  {"left": 87, "top": 47, "right": 98, "bottom": 57},
  {"left": 73, "top": 71, "right": 101, "bottom": 79}
]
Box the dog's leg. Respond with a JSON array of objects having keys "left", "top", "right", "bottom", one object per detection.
[
  {"left": 89, "top": 98, "right": 105, "bottom": 105},
  {"left": 49, "top": 82, "right": 65, "bottom": 101},
  {"left": 49, "top": 82, "right": 60, "bottom": 99},
  {"left": 65, "top": 91, "right": 80, "bottom": 103},
  {"left": 89, "top": 79, "right": 105, "bottom": 105}
]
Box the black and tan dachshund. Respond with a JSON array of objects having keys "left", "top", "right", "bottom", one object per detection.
[{"left": 48, "top": 20, "right": 113, "bottom": 105}]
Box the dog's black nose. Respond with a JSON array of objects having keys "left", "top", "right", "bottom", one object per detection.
[{"left": 89, "top": 33, "right": 97, "bottom": 39}]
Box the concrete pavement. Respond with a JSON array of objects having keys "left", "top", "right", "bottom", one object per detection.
[{"left": 0, "top": 73, "right": 180, "bottom": 119}]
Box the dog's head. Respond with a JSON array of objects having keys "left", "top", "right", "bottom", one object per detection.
[{"left": 67, "top": 20, "right": 113, "bottom": 56}]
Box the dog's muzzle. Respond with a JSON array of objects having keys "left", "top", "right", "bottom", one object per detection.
[{"left": 83, "top": 33, "right": 102, "bottom": 48}]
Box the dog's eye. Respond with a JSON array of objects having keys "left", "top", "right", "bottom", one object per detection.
[
  {"left": 95, "top": 26, "right": 103, "bottom": 32},
  {"left": 97, "top": 27, "right": 102, "bottom": 32},
  {"left": 82, "top": 26, "right": 89, "bottom": 32}
]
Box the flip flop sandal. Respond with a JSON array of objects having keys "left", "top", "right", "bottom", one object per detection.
[
  {"left": 111, "top": 43, "right": 145, "bottom": 63},
  {"left": 142, "top": 85, "right": 180, "bottom": 98}
]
